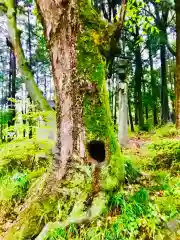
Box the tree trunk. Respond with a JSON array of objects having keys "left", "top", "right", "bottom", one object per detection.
[
  {"left": 8, "top": 50, "right": 12, "bottom": 100},
  {"left": 5, "top": 0, "right": 51, "bottom": 111},
  {"left": 7, "top": 8, "right": 16, "bottom": 127},
  {"left": 36, "top": 0, "right": 123, "bottom": 181},
  {"left": 160, "top": 34, "right": 169, "bottom": 124},
  {"left": 118, "top": 82, "right": 128, "bottom": 147},
  {"left": 114, "top": 91, "right": 117, "bottom": 127},
  {"left": 176, "top": 0, "right": 180, "bottom": 128},
  {"left": 27, "top": 5, "right": 32, "bottom": 69},
  {"left": 134, "top": 27, "right": 144, "bottom": 129},
  {"left": 4, "top": 2, "right": 125, "bottom": 239},
  {"left": 134, "top": 89, "right": 138, "bottom": 125},
  {"left": 11, "top": 49, "right": 16, "bottom": 124},
  {"left": 143, "top": 80, "right": 148, "bottom": 121},
  {"left": 128, "top": 97, "right": 134, "bottom": 132},
  {"left": 148, "top": 40, "right": 158, "bottom": 126}
]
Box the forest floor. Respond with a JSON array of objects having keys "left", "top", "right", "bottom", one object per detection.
[{"left": 0, "top": 124, "right": 179, "bottom": 239}]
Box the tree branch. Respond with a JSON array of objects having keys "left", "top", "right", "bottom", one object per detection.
[{"left": 5, "top": 0, "right": 52, "bottom": 111}]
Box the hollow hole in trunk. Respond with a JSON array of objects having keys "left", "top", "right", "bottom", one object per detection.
[{"left": 87, "top": 140, "right": 105, "bottom": 163}]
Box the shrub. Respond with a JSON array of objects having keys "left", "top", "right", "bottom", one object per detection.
[
  {"left": 155, "top": 124, "right": 178, "bottom": 138},
  {"left": 0, "top": 139, "right": 54, "bottom": 173},
  {"left": 124, "top": 158, "right": 141, "bottom": 184},
  {"left": 148, "top": 140, "right": 180, "bottom": 172}
]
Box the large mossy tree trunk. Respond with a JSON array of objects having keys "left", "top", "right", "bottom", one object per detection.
[
  {"left": 36, "top": 0, "right": 123, "bottom": 182},
  {"left": 3, "top": 1, "right": 124, "bottom": 239}
]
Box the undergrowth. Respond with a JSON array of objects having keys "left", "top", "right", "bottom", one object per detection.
[
  {"left": 149, "top": 139, "right": 180, "bottom": 173},
  {"left": 0, "top": 125, "right": 180, "bottom": 239}
]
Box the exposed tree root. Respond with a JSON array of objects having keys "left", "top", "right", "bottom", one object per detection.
[
  {"left": 3, "top": 155, "right": 107, "bottom": 240},
  {"left": 35, "top": 192, "right": 107, "bottom": 240}
]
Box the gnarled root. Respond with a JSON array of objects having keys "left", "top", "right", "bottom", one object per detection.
[{"left": 35, "top": 191, "right": 107, "bottom": 240}]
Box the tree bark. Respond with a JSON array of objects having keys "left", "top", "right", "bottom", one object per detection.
[
  {"left": 160, "top": 42, "right": 169, "bottom": 124},
  {"left": 3, "top": 2, "right": 125, "bottom": 239},
  {"left": 148, "top": 39, "right": 158, "bottom": 126},
  {"left": 151, "top": 2, "right": 169, "bottom": 124},
  {"left": 128, "top": 97, "right": 134, "bottom": 132},
  {"left": 27, "top": 4, "right": 32, "bottom": 69},
  {"left": 118, "top": 82, "right": 128, "bottom": 147},
  {"left": 134, "top": 26, "right": 144, "bottom": 129},
  {"left": 6, "top": 1, "right": 16, "bottom": 127},
  {"left": 36, "top": 0, "right": 123, "bottom": 181},
  {"left": 176, "top": 0, "right": 180, "bottom": 128},
  {"left": 143, "top": 80, "right": 148, "bottom": 121}
]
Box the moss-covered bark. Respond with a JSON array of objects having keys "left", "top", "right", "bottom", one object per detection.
[
  {"left": 5, "top": 0, "right": 51, "bottom": 111},
  {"left": 36, "top": 0, "right": 124, "bottom": 183}
]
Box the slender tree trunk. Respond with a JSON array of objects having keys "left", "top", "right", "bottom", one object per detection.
[
  {"left": 160, "top": 34, "right": 169, "bottom": 124},
  {"left": 7, "top": 2, "right": 16, "bottom": 127},
  {"left": 148, "top": 41, "right": 158, "bottom": 126},
  {"left": 11, "top": 48, "right": 16, "bottom": 125},
  {"left": 114, "top": 91, "right": 117, "bottom": 126},
  {"left": 118, "top": 82, "right": 128, "bottom": 146},
  {"left": 134, "top": 90, "right": 138, "bottom": 125},
  {"left": 8, "top": 50, "right": 12, "bottom": 99},
  {"left": 134, "top": 27, "right": 144, "bottom": 129},
  {"left": 128, "top": 97, "right": 134, "bottom": 132},
  {"left": 5, "top": 0, "right": 51, "bottom": 111},
  {"left": 44, "top": 74, "right": 47, "bottom": 98},
  {"left": 143, "top": 80, "right": 148, "bottom": 121},
  {"left": 27, "top": 5, "right": 32, "bottom": 69},
  {"left": 176, "top": 0, "right": 180, "bottom": 128}
]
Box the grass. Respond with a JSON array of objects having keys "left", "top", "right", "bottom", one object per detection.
[{"left": 0, "top": 125, "right": 180, "bottom": 239}]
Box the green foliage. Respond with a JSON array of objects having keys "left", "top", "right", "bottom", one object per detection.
[
  {"left": 154, "top": 124, "right": 179, "bottom": 138},
  {"left": 124, "top": 158, "right": 141, "bottom": 184},
  {"left": 0, "top": 111, "right": 13, "bottom": 139},
  {"left": 0, "top": 138, "right": 54, "bottom": 173},
  {"left": 0, "top": 168, "right": 45, "bottom": 202},
  {"left": 42, "top": 188, "right": 162, "bottom": 240},
  {"left": 149, "top": 139, "right": 180, "bottom": 172}
]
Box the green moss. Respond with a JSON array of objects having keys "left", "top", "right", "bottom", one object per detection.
[
  {"left": 77, "top": 1, "right": 124, "bottom": 189},
  {"left": 149, "top": 139, "right": 180, "bottom": 172},
  {"left": 79, "top": 0, "right": 107, "bottom": 31},
  {"left": 0, "top": 139, "right": 54, "bottom": 174}
]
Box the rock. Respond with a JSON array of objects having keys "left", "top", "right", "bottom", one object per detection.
[{"left": 167, "top": 218, "right": 179, "bottom": 232}]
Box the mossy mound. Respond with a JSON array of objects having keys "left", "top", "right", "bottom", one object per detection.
[
  {"left": 1, "top": 153, "right": 94, "bottom": 240},
  {"left": 148, "top": 140, "right": 180, "bottom": 173},
  {"left": 0, "top": 139, "right": 54, "bottom": 173},
  {"left": 154, "top": 124, "right": 179, "bottom": 138},
  {"left": 0, "top": 139, "right": 55, "bottom": 238}
]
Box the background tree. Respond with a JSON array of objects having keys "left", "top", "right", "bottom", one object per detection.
[{"left": 175, "top": 0, "right": 180, "bottom": 128}]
